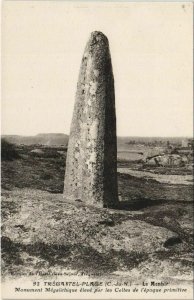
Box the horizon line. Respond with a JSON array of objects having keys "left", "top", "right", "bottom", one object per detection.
[{"left": 1, "top": 133, "right": 193, "bottom": 139}]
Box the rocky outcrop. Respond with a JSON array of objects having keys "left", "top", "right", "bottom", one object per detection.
[{"left": 145, "top": 154, "right": 189, "bottom": 167}]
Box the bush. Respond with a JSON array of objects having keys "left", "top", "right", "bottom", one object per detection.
[{"left": 1, "top": 139, "right": 20, "bottom": 161}]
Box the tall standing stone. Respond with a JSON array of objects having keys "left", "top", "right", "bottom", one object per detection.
[{"left": 64, "top": 31, "right": 118, "bottom": 208}]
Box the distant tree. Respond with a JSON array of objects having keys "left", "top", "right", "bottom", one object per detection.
[
  {"left": 171, "top": 147, "right": 179, "bottom": 154},
  {"left": 127, "top": 141, "right": 136, "bottom": 145},
  {"left": 167, "top": 141, "right": 171, "bottom": 149},
  {"left": 1, "top": 139, "right": 20, "bottom": 161},
  {"left": 188, "top": 139, "right": 194, "bottom": 150}
]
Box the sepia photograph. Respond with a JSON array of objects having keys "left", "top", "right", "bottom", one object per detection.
[{"left": 1, "top": 1, "right": 193, "bottom": 299}]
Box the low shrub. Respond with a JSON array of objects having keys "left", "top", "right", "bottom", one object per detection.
[{"left": 1, "top": 139, "right": 20, "bottom": 161}]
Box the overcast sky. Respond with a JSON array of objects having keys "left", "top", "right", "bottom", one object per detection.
[{"left": 2, "top": 1, "right": 193, "bottom": 137}]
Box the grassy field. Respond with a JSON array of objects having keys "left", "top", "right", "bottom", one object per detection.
[{"left": 1, "top": 143, "right": 193, "bottom": 285}]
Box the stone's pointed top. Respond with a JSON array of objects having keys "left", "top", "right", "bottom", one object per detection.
[
  {"left": 88, "top": 31, "right": 109, "bottom": 47},
  {"left": 91, "top": 31, "right": 108, "bottom": 39}
]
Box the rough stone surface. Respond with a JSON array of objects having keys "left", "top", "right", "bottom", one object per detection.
[{"left": 64, "top": 31, "right": 118, "bottom": 208}]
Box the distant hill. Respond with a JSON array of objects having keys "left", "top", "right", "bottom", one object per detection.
[
  {"left": 2, "top": 133, "right": 187, "bottom": 148},
  {"left": 1, "top": 133, "right": 69, "bottom": 147}
]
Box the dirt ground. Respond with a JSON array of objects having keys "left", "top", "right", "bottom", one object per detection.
[{"left": 1, "top": 145, "right": 193, "bottom": 285}]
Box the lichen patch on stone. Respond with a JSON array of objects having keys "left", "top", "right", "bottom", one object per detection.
[{"left": 93, "top": 69, "right": 99, "bottom": 77}]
